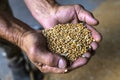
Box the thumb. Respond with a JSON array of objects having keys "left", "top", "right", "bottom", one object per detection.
[
  {"left": 37, "top": 52, "right": 67, "bottom": 69},
  {"left": 75, "top": 5, "right": 99, "bottom": 25},
  {"left": 79, "top": 9, "right": 99, "bottom": 25}
]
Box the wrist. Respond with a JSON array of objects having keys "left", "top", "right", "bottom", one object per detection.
[
  {"left": 0, "top": 13, "right": 36, "bottom": 49},
  {"left": 24, "top": 0, "right": 58, "bottom": 14},
  {"left": 17, "top": 31, "right": 35, "bottom": 49},
  {"left": 22, "top": 30, "right": 47, "bottom": 56},
  {"left": 21, "top": 31, "right": 40, "bottom": 55},
  {"left": 9, "top": 19, "right": 36, "bottom": 49},
  {"left": 24, "top": 0, "right": 59, "bottom": 26}
]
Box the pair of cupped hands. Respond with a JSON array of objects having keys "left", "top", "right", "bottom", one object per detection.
[{"left": 23, "top": 4, "right": 101, "bottom": 73}]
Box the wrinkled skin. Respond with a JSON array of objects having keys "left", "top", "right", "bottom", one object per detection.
[{"left": 23, "top": 4, "right": 101, "bottom": 73}]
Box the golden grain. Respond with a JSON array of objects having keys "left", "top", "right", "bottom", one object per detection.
[{"left": 42, "top": 23, "right": 93, "bottom": 61}]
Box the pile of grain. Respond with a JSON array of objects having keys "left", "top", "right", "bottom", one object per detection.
[{"left": 42, "top": 23, "right": 93, "bottom": 61}]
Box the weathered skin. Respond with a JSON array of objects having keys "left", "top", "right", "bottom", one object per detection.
[{"left": 0, "top": 0, "right": 101, "bottom": 74}]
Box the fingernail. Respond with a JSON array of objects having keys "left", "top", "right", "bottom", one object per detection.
[
  {"left": 58, "top": 59, "right": 66, "bottom": 69},
  {"left": 82, "top": 53, "right": 91, "bottom": 58},
  {"left": 82, "top": 54, "right": 86, "bottom": 58},
  {"left": 91, "top": 18, "right": 99, "bottom": 25}
]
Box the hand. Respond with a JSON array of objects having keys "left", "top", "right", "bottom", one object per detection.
[
  {"left": 22, "top": 31, "right": 68, "bottom": 73},
  {"left": 32, "top": 4, "right": 99, "bottom": 28},
  {"left": 24, "top": 0, "right": 101, "bottom": 72},
  {"left": 32, "top": 4, "right": 101, "bottom": 70},
  {"left": 0, "top": 11, "right": 68, "bottom": 73}
]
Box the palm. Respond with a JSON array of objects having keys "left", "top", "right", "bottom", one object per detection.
[{"left": 28, "top": 4, "right": 101, "bottom": 72}]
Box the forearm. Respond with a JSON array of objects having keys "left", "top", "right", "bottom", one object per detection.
[
  {"left": 24, "top": 0, "right": 57, "bottom": 15},
  {"left": 0, "top": 12, "right": 35, "bottom": 48},
  {"left": 24, "top": 0, "right": 58, "bottom": 28}
]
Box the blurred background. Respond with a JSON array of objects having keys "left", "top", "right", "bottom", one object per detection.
[{"left": 0, "top": 0, "right": 120, "bottom": 80}]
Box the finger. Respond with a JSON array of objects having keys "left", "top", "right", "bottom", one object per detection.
[
  {"left": 34, "top": 51, "right": 67, "bottom": 69},
  {"left": 90, "top": 41, "right": 99, "bottom": 50},
  {"left": 71, "top": 18, "right": 78, "bottom": 24},
  {"left": 75, "top": 5, "right": 99, "bottom": 26},
  {"left": 37, "top": 65, "right": 67, "bottom": 73},
  {"left": 71, "top": 15, "right": 79, "bottom": 24},
  {"left": 86, "top": 24, "right": 102, "bottom": 42},
  {"left": 82, "top": 52, "right": 91, "bottom": 59},
  {"left": 69, "top": 57, "right": 88, "bottom": 70}
]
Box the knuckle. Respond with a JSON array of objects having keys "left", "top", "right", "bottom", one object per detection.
[{"left": 74, "top": 5, "right": 92, "bottom": 17}]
